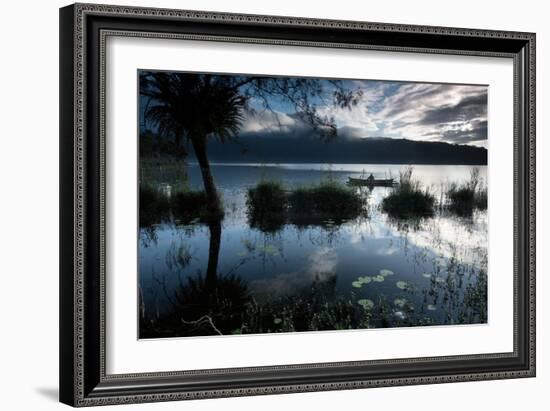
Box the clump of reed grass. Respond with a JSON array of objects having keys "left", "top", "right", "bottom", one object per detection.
[
  {"left": 139, "top": 185, "right": 171, "bottom": 227},
  {"left": 246, "top": 181, "right": 287, "bottom": 232},
  {"left": 245, "top": 180, "right": 366, "bottom": 231},
  {"left": 139, "top": 184, "right": 215, "bottom": 228},
  {"left": 247, "top": 181, "right": 287, "bottom": 216},
  {"left": 171, "top": 190, "right": 215, "bottom": 221},
  {"left": 288, "top": 181, "right": 364, "bottom": 217},
  {"left": 382, "top": 167, "right": 435, "bottom": 218},
  {"left": 446, "top": 168, "right": 487, "bottom": 216}
]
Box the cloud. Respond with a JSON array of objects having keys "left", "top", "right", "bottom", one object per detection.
[
  {"left": 422, "top": 119, "right": 488, "bottom": 146},
  {"left": 237, "top": 80, "right": 488, "bottom": 146},
  {"left": 418, "top": 93, "right": 487, "bottom": 126},
  {"left": 240, "top": 109, "right": 298, "bottom": 133},
  {"left": 372, "top": 83, "right": 488, "bottom": 146},
  {"left": 315, "top": 83, "right": 388, "bottom": 134}
]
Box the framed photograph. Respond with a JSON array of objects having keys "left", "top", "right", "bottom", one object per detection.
[{"left": 59, "top": 3, "right": 535, "bottom": 407}]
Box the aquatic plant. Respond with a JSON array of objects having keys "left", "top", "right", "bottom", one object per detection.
[
  {"left": 139, "top": 184, "right": 171, "bottom": 228},
  {"left": 247, "top": 181, "right": 288, "bottom": 214},
  {"left": 381, "top": 167, "right": 435, "bottom": 218},
  {"left": 396, "top": 280, "right": 414, "bottom": 292},
  {"left": 172, "top": 189, "right": 215, "bottom": 221},
  {"left": 288, "top": 181, "right": 365, "bottom": 219},
  {"left": 357, "top": 299, "right": 374, "bottom": 310},
  {"left": 380, "top": 269, "right": 394, "bottom": 277},
  {"left": 245, "top": 180, "right": 366, "bottom": 231},
  {"left": 351, "top": 276, "right": 372, "bottom": 288},
  {"left": 139, "top": 273, "right": 251, "bottom": 338},
  {"left": 446, "top": 168, "right": 488, "bottom": 215},
  {"left": 246, "top": 181, "right": 288, "bottom": 232},
  {"left": 139, "top": 183, "right": 220, "bottom": 227}
]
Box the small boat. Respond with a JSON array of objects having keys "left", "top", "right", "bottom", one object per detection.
[{"left": 347, "top": 176, "right": 395, "bottom": 187}]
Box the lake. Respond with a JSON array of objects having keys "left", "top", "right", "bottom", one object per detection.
[{"left": 139, "top": 163, "right": 488, "bottom": 337}]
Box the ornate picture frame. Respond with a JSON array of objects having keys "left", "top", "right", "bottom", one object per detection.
[{"left": 59, "top": 3, "right": 535, "bottom": 407}]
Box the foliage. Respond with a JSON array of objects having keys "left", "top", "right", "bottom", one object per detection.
[
  {"left": 140, "top": 274, "right": 372, "bottom": 337},
  {"left": 382, "top": 167, "right": 435, "bottom": 218},
  {"left": 140, "top": 274, "right": 250, "bottom": 338},
  {"left": 446, "top": 167, "right": 487, "bottom": 215},
  {"left": 245, "top": 180, "right": 366, "bottom": 231},
  {"left": 139, "top": 184, "right": 214, "bottom": 228},
  {"left": 288, "top": 182, "right": 364, "bottom": 219},
  {"left": 139, "top": 185, "right": 171, "bottom": 228},
  {"left": 246, "top": 181, "right": 288, "bottom": 232}
]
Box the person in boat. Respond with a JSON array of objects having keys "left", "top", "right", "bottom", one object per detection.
[{"left": 367, "top": 173, "right": 375, "bottom": 183}]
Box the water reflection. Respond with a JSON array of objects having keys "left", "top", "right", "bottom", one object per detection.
[{"left": 139, "top": 164, "right": 488, "bottom": 338}]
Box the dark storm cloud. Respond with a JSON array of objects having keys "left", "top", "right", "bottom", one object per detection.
[
  {"left": 381, "top": 84, "right": 458, "bottom": 119},
  {"left": 437, "top": 119, "right": 488, "bottom": 145},
  {"left": 418, "top": 93, "right": 488, "bottom": 126}
]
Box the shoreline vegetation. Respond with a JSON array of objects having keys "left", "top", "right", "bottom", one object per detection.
[
  {"left": 445, "top": 168, "right": 488, "bottom": 215},
  {"left": 140, "top": 265, "right": 488, "bottom": 338},
  {"left": 140, "top": 163, "right": 488, "bottom": 229},
  {"left": 382, "top": 167, "right": 436, "bottom": 218},
  {"left": 246, "top": 180, "right": 366, "bottom": 231},
  {"left": 140, "top": 184, "right": 215, "bottom": 228}
]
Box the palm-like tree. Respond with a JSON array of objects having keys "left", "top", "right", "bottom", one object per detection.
[
  {"left": 141, "top": 71, "right": 362, "bottom": 218},
  {"left": 142, "top": 73, "right": 247, "bottom": 217}
]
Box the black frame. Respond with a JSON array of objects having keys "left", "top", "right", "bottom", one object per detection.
[{"left": 60, "top": 3, "right": 536, "bottom": 407}]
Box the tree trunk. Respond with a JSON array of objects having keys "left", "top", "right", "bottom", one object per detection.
[
  {"left": 205, "top": 220, "right": 222, "bottom": 288},
  {"left": 190, "top": 136, "right": 223, "bottom": 218}
]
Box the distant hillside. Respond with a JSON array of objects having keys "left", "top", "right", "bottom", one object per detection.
[{"left": 198, "top": 135, "right": 487, "bottom": 165}]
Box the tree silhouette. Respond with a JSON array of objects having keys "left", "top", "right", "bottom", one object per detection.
[{"left": 140, "top": 71, "right": 362, "bottom": 217}]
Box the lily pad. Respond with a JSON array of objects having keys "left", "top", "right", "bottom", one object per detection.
[
  {"left": 427, "top": 304, "right": 437, "bottom": 311},
  {"left": 396, "top": 280, "right": 413, "bottom": 291},
  {"left": 380, "top": 269, "right": 394, "bottom": 277},
  {"left": 394, "top": 298, "right": 407, "bottom": 308},
  {"left": 372, "top": 275, "right": 385, "bottom": 282},
  {"left": 352, "top": 281, "right": 363, "bottom": 288},
  {"left": 273, "top": 318, "right": 282, "bottom": 324},
  {"left": 352, "top": 276, "right": 372, "bottom": 288},
  {"left": 357, "top": 299, "right": 374, "bottom": 310},
  {"left": 422, "top": 273, "right": 432, "bottom": 278},
  {"left": 435, "top": 276, "right": 445, "bottom": 284}
]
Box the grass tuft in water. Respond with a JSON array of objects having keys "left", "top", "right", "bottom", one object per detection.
[
  {"left": 446, "top": 168, "right": 487, "bottom": 216},
  {"left": 246, "top": 180, "right": 366, "bottom": 231},
  {"left": 246, "top": 181, "right": 287, "bottom": 232},
  {"left": 139, "top": 184, "right": 219, "bottom": 228},
  {"left": 382, "top": 167, "right": 435, "bottom": 218},
  {"left": 288, "top": 182, "right": 364, "bottom": 221}
]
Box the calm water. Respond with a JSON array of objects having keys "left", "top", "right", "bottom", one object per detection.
[{"left": 139, "top": 163, "right": 488, "bottom": 335}]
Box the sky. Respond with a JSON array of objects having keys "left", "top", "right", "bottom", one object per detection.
[{"left": 240, "top": 79, "right": 488, "bottom": 148}]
